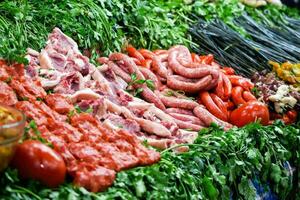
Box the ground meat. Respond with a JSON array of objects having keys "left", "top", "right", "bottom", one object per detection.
[{"left": 0, "top": 82, "right": 18, "bottom": 106}]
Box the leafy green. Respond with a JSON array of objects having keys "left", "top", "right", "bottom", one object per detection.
[
  {"left": 23, "top": 120, "right": 53, "bottom": 147},
  {"left": 127, "top": 73, "right": 155, "bottom": 97},
  {"left": 1, "top": 0, "right": 298, "bottom": 63},
  {"left": 0, "top": 0, "right": 195, "bottom": 63}
]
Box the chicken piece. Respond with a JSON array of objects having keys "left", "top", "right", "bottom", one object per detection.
[{"left": 69, "top": 88, "right": 101, "bottom": 103}]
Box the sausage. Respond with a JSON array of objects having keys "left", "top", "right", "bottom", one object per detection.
[
  {"left": 224, "top": 101, "right": 235, "bottom": 110},
  {"left": 205, "top": 72, "right": 219, "bottom": 90},
  {"left": 140, "top": 86, "right": 166, "bottom": 110},
  {"left": 167, "top": 75, "right": 213, "bottom": 93},
  {"left": 243, "top": 91, "right": 256, "bottom": 101},
  {"left": 158, "top": 92, "right": 199, "bottom": 110},
  {"left": 151, "top": 56, "right": 169, "bottom": 78},
  {"left": 172, "top": 118, "right": 204, "bottom": 131},
  {"left": 168, "top": 113, "right": 205, "bottom": 126},
  {"left": 109, "top": 53, "right": 165, "bottom": 110},
  {"left": 126, "top": 45, "right": 145, "bottom": 61},
  {"left": 193, "top": 105, "right": 232, "bottom": 130},
  {"left": 108, "top": 61, "right": 131, "bottom": 83},
  {"left": 191, "top": 53, "right": 201, "bottom": 63},
  {"left": 165, "top": 108, "right": 194, "bottom": 116},
  {"left": 134, "top": 118, "right": 172, "bottom": 137},
  {"left": 141, "top": 59, "right": 152, "bottom": 68},
  {"left": 132, "top": 57, "right": 142, "bottom": 66},
  {"left": 210, "top": 93, "right": 228, "bottom": 115},
  {"left": 172, "top": 46, "right": 192, "bottom": 66},
  {"left": 228, "top": 75, "right": 254, "bottom": 91},
  {"left": 232, "top": 86, "right": 246, "bottom": 106},
  {"left": 199, "top": 92, "right": 228, "bottom": 121},
  {"left": 139, "top": 67, "right": 161, "bottom": 89},
  {"left": 97, "top": 57, "right": 109, "bottom": 64},
  {"left": 138, "top": 49, "right": 155, "bottom": 59},
  {"left": 222, "top": 73, "right": 232, "bottom": 100},
  {"left": 153, "top": 50, "right": 168, "bottom": 55},
  {"left": 168, "top": 46, "right": 220, "bottom": 81},
  {"left": 214, "top": 73, "right": 224, "bottom": 98},
  {"left": 109, "top": 53, "right": 145, "bottom": 80}
]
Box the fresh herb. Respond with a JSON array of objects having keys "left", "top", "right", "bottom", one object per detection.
[
  {"left": 67, "top": 105, "right": 94, "bottom": 122},
  {"left": 74, "top": 105, "right": 82, "bottom": 114},
  {"left": 116, "top": 125, "right": 123, "bottom": 129},
  {"left": 128, "top": 73, "right": 155, "bottom": 90},
  {"left": 20, "top": 97, "right": 29, "bottom": 101},
  {"left": 36, "top": 97, "right": 43, "bottom": 102},
  {"left": 251, "top": 87, "right": 260, "bottom": 97},
  {"left": 73, "top": 105, "right": 94, "bottom": 114},
  {"left": 24, "top": 120, "right": 53, "bottom": 148},
  {"left": 46, "top": 89, "right": 53, "bottom": 95},
  {"left": 164, "top": 89, "right": 195, "bottom": 101},
  {"left": 85, "top": 106, "right": 93, "bottom": 114},
  {"left": 0, "top": 0, "right": 195, "bottom": 63},
  {"left": 165, "top": 90, "right": 185, "bottom": 97},
  {"left": 132, "top": 88, "right": 144, "bottom": 97},
  {"left": 127, "top": 73, "right": 155, "bottom": 97},
  {"left": 4, "top": 76, "right": 12, "bottom": 83}
]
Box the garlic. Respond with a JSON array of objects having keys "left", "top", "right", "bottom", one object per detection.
[
  {"left": 268, "top": 85, "right": 298, "bottom": 113},
  {"left": 281, "top": 96, "right": 297, "bottom": 108}
]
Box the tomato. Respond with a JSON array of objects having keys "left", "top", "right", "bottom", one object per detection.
[
  {"left": 12, "top": 140, "right": 66, "bottom": 187},
  {"left": 282, "top": 115, "right": 292, "bottom": 125},
  {"left": 230, "top": 101, "right": 269, "bottom": 127},
  {"left": 286, "top": 110, "right": 297, "bottom": 122}
]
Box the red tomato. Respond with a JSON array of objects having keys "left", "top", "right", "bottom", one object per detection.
[
  {"left": 12, "top": 140, "right": 66, "bottom": 187},
  {"left": 282, "top": 115, "right": 292, "bottom": 125},
  {"left": 230, "top": 101, "right": 269, "bottom": 127},
  {"left": 286, "top": 110, "right": 297, "bottom": 122}
]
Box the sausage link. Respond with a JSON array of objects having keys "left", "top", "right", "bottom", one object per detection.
[
  {"left": 165, "top": 108, "right": 194, "bottom": 116},
  {"left": 167, "top": 75, "right": 213, "bottom": 93},
  {"left": 214, "top": 73, "right": 224, "bottom": 98},
  {"left": 210, "top": 93, "right": 228, "bottom": 115},
  {"left": 242, "top": 91, "right": 256, "bottom": 102},
  {"left": 139, "top": 49, "right": 155, "bottom": 59},
  {"left": 199, "top": 92, "right": 228, "bottom": 121},
  {"left": 232, "top": 86, "right": 246, "bottom": 106},
  {"left": 127, "top": 45, "right": 145, "bottom": 61},
  {"left": 193, "top": 105, "right": 232, "bottom": 130},
  {"left": 222, "top": 73, "right": 232, "bottom": 100},
  {"left": 228, "top": 75, "right": 254, "bottom": 91}
]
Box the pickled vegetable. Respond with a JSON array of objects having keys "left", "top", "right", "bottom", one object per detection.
[
  {"left": 0, "top": 107, "right": 17, "bottom": 125},
  {"left": 0, "top": 105, "right": 25, "bottom": 172},
  {"left": 269, "top": 61, "right": 300, "bottom": 87}
]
